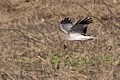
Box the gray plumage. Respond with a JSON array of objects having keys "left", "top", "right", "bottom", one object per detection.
[{"left": 60, "top": 17, "right": 96, "bottom": 40}]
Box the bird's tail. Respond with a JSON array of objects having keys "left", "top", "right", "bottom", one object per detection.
[{"left": 92, "top": 37, "right": 99, "bottom": 40}]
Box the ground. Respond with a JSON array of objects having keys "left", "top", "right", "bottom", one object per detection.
[{"left": 0, "top": 0, "right": 120, "bottom": 80}]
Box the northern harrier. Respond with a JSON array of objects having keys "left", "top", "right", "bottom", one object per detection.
[{"left": 60, "top": 17, "right": 96, "bottom": 40}]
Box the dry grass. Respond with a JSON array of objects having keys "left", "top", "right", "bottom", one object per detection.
[{"left": 0, "top": 0, "right": 120, "bottom": 80}]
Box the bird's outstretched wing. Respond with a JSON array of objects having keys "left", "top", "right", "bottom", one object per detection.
[
  {"left": 71, "top": 17, "right": 93, "bottom": 35},
  {"left": 60, "top": 17, "right": 73, "bottom": 33}
]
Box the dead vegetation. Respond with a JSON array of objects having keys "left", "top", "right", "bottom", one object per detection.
[{"left": 0, "top": 0, "right": 120, "bottom": 80}]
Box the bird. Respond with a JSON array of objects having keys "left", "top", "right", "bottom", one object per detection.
[{"left": 60, "top": 17, "right": 96, "bottom": 41}]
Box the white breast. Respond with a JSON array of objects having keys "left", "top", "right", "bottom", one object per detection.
[{"left": 64, "top": 33, "right": 95, "bottom": 41}]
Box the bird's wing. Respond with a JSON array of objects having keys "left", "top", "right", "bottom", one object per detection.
[
  {"left": 60, "top": 17, "right": 73, "bottom": 33},
  {"left": 71, "top": 17, "right": 93, "bottom": 35}
]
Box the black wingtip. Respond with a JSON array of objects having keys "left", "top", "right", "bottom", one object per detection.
[
  {"left": 60, "top": 17, "right": 72, "bottom": 24},
  {"left": 79, "top": 17, "right": 93, "bottom": 24}
]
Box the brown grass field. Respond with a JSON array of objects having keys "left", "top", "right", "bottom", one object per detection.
[{"left": 0, "top": 0, "right": 120, "bottom": 80}]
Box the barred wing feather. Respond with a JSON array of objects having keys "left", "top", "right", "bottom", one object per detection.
[
  {"left": 71, "top": 17, "right": 93, "bottom": 35},
  {"left": 60, "top": 18, "right": 73, "bottom": 33}
]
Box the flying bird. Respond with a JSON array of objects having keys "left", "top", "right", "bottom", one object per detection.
[{"left": 60, "top": 17, "right": 96, "bottom": 40}]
